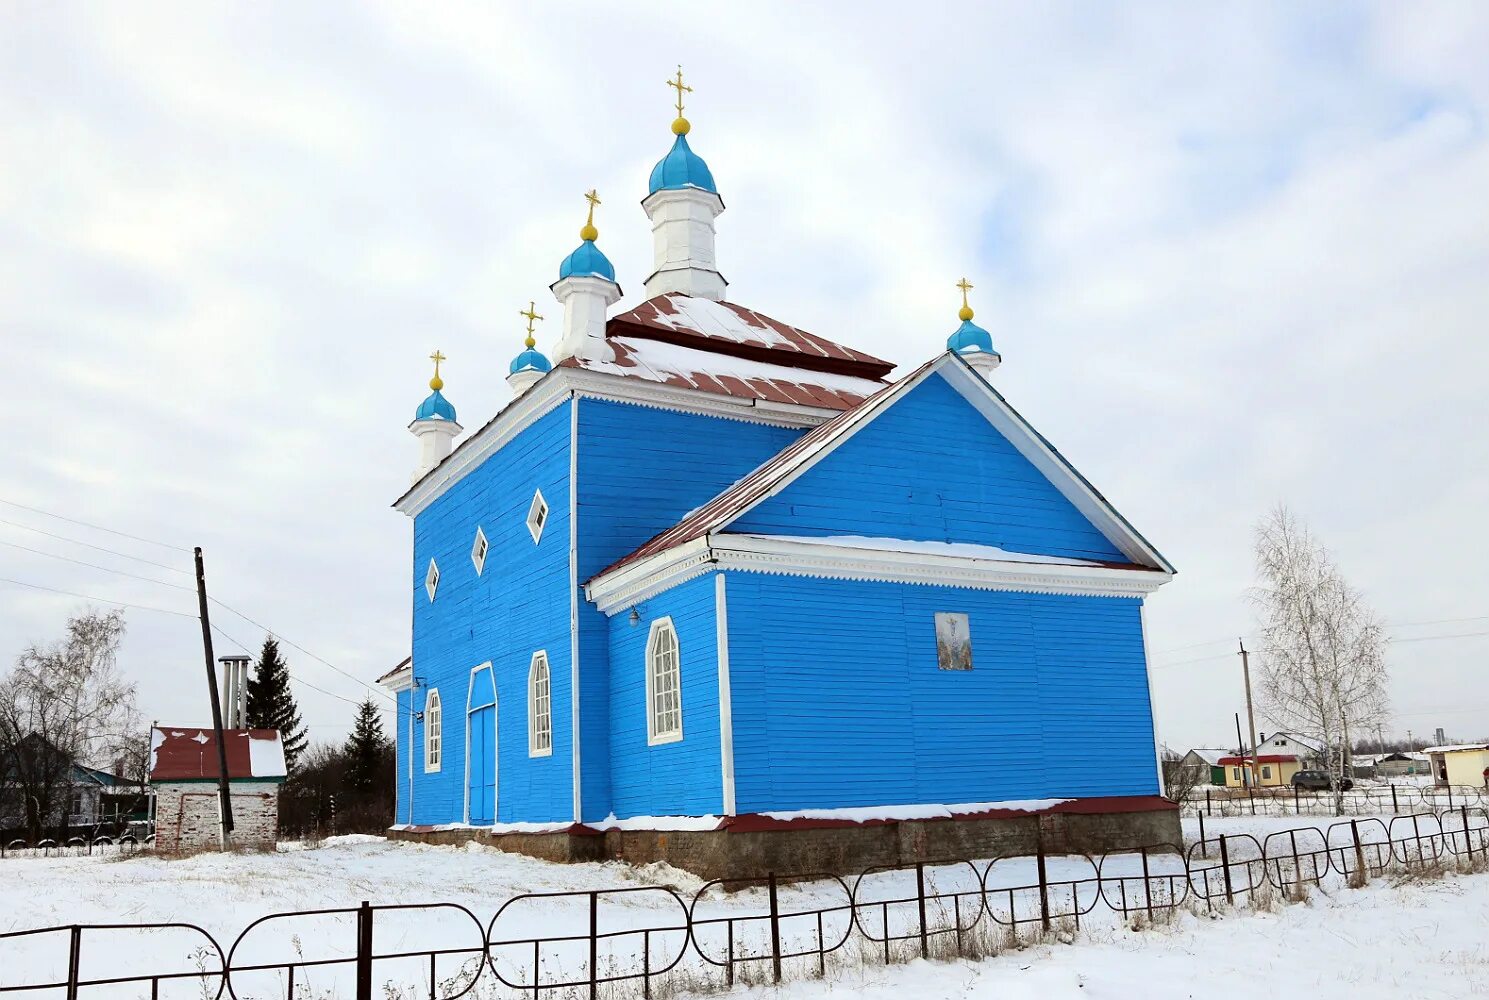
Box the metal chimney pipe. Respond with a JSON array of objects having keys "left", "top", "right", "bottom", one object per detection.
[{"left": 219, "top": 655, "right": 251, "bottom": 728}]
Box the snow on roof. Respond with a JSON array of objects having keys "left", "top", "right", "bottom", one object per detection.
[
  {"left": 1184, "top": 748, "right": 1231, "bottom": 765},
  {"left": 1422, "top": 743, "right": 1489, "bottom": 754},
  {"left": 561, "top": 334, "right": 888, "bottom": 410},
  {"left": 148, "top": 726, "right": 288, "bottom": 782},
  {"left": 376, "top": 656, "right": 412, "bottom": 684},
  {"left": 738, "top": 534, "right": 1112, "bottom": 567},
  {"left": 1263, "top": 732, "right": 1324, "bottom": 753},
  {"left": 614, "top": 294, "right": 893, "bottom": 372}
]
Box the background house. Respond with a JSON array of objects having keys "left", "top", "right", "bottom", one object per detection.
[
  {"left": 149, "top": 726, "right": 286, "bottom": 854},
  {"left": 1218, "top": 732, "right": 1324, "bottom": 787},
  {"left": 0, "top": 733, "right": 147, "bottom": 840},
  {"left": 1178, "top": 748, "right": 1229, "bottom": 786},
  {"left": 1422, "top": 744, "right": 1489, "bottom": 788}
]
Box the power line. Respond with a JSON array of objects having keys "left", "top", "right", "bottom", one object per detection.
[
  {"left": 0, "top": 538, "right": 195, "bottom": 592},
  {"left": 0, "top": 497, "right": 187, "bottom": 553},
  {"left": 1386, "top": 630, "right": 1489, "bottom": 645},
  {"left": 0, "top": 574, "right": 196, "bottom": 618},
  {"left": 207, "top": 596, "right": 394, "bottom": 703},
  {"left": 0, "top": 515, "right": 191, "bottom": 573},
  {"left": 209, "top": 624, "right": 368, "bottom": 710}
]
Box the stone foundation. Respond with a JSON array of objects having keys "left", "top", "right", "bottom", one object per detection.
[{"left": 387, "top": 797, "right": 1180, "bottom": 880}]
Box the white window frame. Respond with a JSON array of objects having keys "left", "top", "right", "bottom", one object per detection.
[
  {"left": 645, "top": 617, "right": 683, "bottom": 746},
  {"left": 471, "top": 526, "right": 489, "bottom": 575},
  {"left": 424, "top": 688, "right": 442, "bottom": 772},
  {"left": 528, "top": 651, "right": 553, "bottom": 757},
  {"left": 425, "top": 558, "right": 440, "bottom": 602},
  {"left": 527, "top": 489, "right": 549, "bottom": 544}
]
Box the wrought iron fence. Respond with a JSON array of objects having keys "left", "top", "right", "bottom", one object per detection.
[
  {"left": 1188, "top": 782, "right": 1487, "bottom": 818},
  {"left": 3, "top": 809, "right": 1487, "bottom": 1000}
]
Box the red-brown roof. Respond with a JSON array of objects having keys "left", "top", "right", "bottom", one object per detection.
[
  {"left": 1217, "top": 755, "right": 1299, "bottom": 766},
  {"left": 558, "top": 294, "right": 894, "bottom": 412},
  {"left": 149, "top": 726, "right": 287, "bottom": 782}
]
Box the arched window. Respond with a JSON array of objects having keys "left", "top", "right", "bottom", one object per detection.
[
  {"left": 646, "top": 618, "right": 682, "bottom": 745},
  {"left": 528, "top": 652, "right": 552, "bottom": 757},
  {"left": 424, "top": 688, "right": 442, "bottom": 772}
]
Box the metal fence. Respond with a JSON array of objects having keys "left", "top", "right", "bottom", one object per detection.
[
  {"left": 0, "top": 834, "right": 153, "bottom": 859},
  {"left": 1186, "top": 782, "right": 1487, "bottom": 818},
  {"left": 2, "top": 807, "right": 1486, "bottom": 1000}
]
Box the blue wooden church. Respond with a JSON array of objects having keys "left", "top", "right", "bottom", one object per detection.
[{"left": 379, "top": 74, "right": 1178, "bottom": 871}]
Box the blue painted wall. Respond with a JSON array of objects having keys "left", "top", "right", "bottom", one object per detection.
[
  {"left": 724, "top": 572, "right": 1158, "bottom": 813},
  {"left": 408, "top": 401, "right": 574, "bottom": 825},
  {"left": 730, "top": 373, "right": 1127, "bottom": 563},
  {"left": 575, "top": 399, "right": 799, "bottom": 822},
  {"left": 604, "top": 572, "right": 724, "bottom": 818}
]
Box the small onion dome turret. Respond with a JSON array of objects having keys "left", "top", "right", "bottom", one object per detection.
[
  {"left": 648, "top": 131, "right": 717, "bottom": 195},
  {"left": 947, "top": 319, "right": 996, "bottom": 356},
  {"left": 559, "top": 188, "right": 618, "bottom": 282},
  {"left": 946, "top": 278, "right": 1000, "bottom": 364},
  {"left": 558, "top": 240, "right": 615, "bottom": 281},
  {"left": 509, "top": 348, "right": 552, "bottom": 376},
  {"left": 414, "top": 351, "right": 457, "bottom": 421}
]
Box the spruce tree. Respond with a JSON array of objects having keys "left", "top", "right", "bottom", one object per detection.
[
  {"left": 343, "top": 697, "right": 393, "bottom": 795},
  {"left": 246, "top": 636, "right": 307, "bottom": 772}
]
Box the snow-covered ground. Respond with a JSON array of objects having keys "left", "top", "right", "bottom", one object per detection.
[{"left": 0, "top": 826, "right": 1485, "bottom": 998}]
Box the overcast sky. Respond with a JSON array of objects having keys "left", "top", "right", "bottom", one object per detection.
[{"left": 2, "top": 3, "right": 1486, "bottom": 754}]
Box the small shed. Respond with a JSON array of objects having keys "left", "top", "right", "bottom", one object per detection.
[
  {"left": 149, "top": 726, "right": 286, "bottom": 854},
  {"left": 1422, "top": 744, "right": 1489, "bottom": 788},
  {"left": 1180, "top": 749, "right": 1230, "bottom": 785}
]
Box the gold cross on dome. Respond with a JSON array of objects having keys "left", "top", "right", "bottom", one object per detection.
[
  {"left": 519, "top": 301, "right": 544, "bottom": 348},
  {"left": 429, "top": 350, "right": 446, "bottom": 378},
  {"left": 584, "top": 189, "right": 601, "bottom": 211},
  {"left": 956, "top": 278, "right": 974, "bottom": 309},
  {"left": 667, "top": 65, "right": 692, "bottom": 116}
]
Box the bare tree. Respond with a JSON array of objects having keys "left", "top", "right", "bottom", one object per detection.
[
  {"left": 0, "top": 609, "right": 135, "bottom": 840},
  {"left": 1251, "top": 506, "right": 1388, "bottom": 814}
]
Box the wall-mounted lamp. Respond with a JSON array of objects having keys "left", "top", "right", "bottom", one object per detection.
[{"left": 628, "top": 608, "right": 641, "bottom": 627}]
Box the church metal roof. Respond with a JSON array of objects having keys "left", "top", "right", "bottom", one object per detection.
[{"left": 556, "top": 293, "right": 893, "bottom": 411}]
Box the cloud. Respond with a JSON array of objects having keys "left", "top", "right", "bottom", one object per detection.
[{"left": 0, "top": 3, "right": 1485, "bottom": 749}]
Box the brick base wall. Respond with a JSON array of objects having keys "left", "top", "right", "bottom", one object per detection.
[
  {"left": 388, "top": 800, "right": 1181, "bottom": 880},
  {"left": 154, "top": 782, "right": 280, "bottom": 855}
]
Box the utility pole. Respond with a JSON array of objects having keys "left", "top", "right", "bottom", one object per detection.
[
  {"left": 193, "top": 547, "right": 234, "bottom": 850},
  {"left": 1238, "top": 639, "right": 1261, "bottom": 788},
  {"left": 1234, "top": 713, "right": 1248, "bottom": 787}
]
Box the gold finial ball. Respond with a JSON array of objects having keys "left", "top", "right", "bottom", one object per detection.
[
  {"left": 958, "top": 305, "right": 974, "bottom": 322},
  {"left": 579, "top": 222, "right": 599, "bottom": 242},
  {"left": 524, "top": 336, "right": 536, "bottom": 349},
  {"left": 672, "top": 116, "right": 691, "bottom": 136},
  {"left": 429, "top": 374, "right": 444, "bottom": 391}
]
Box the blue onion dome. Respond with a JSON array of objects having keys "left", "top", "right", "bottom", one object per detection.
[
  {"left": 414, "top": 389, "right": 457, "bottom": 422},
  {"left": 558, "top": 240, "right": 615, "bottom": 281},
  {"left": 947, "top": 319, "right": 996, "bottom": 356},
  {"left": 648, "top": 132, "right": 717, "bottom": 195},
  {"left": 946, "top": 279, "right": 997, "bottom": 356},
  {"left": 414, "top": 352, "right": 457, "bottom": 420},
  {"left": 509, "top": 349, "right": 552, "bottom": 375}
]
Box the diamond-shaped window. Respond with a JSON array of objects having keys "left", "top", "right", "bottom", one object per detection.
[
  {"left": 527, "top": 489, "right": 548, "bottom": 544},
  {"left": 425, "top": 559, "right": 440, "bottom": 602},
  {"left": 471, "top": 527, "right": 489, "bottom": 575}
]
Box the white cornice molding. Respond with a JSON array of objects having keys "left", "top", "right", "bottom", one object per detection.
[
  {"left": 586, "top": 534, "right": 1172, "bottom": 615},
  {"left": 378, "top": 667, "right": 413, "bottom": 693},
  {"left": 392, "top": 369, "right": 837, "bottom": 518}
]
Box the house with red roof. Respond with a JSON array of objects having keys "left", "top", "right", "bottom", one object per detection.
[
  {"left": 381, "top": 75, "right": 1176, "bottom": 876},
  {"left": 148, "top": 726, "right": 286, "bottom": 854}
]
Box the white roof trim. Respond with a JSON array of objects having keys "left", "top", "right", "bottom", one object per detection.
[
  {"left": 378, "top": 663, "right": 413, "bottom": 693},
  {"left": 586, "top": 533, "right": 1171, "bottom": 615},
  {"left": 393, "top": 368, "right": 839, "bottom": 518}
]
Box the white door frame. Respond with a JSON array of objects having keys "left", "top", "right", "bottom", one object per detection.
[{"left": 464, "top": 662, "right": 497, "bottom": 825}]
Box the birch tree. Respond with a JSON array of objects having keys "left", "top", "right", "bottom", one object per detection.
[
  {"left": 0, "top": 609, "right": 135, "bottom": 840},
  {"left": 1251, "top": 506, "right": 1388, "bottom": 814}
]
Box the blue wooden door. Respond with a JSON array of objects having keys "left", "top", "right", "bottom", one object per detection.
[{"left": 468, "top": 704, "right": 496, "bottom": 824}]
